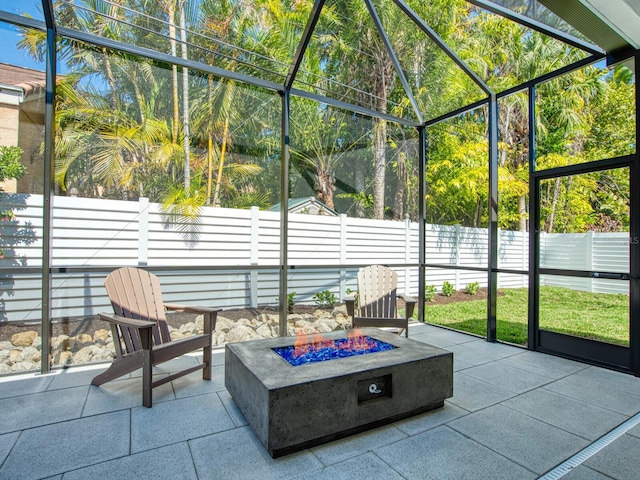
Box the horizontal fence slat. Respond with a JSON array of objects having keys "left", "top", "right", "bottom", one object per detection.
[{"left": 0, "top": 194, "right": 632, "bottom": 322}]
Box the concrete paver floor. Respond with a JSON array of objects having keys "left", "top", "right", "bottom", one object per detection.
[{"left": 1, "top": 322, "right": 639, "bottom": 480}]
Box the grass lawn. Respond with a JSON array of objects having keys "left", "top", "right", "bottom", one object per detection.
[{"left": 419, "top": 286, "right": 629, "bottom": 346}]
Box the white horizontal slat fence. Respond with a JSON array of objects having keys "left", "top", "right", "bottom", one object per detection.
[
  {"left": 540, "top": 232, "right": 629, "bottom": 294},
  {"left": 0, "top": 194, "right": 632, "bottom": 322},
  {"left": 498, "top": 229, "right": 529, "bottom": 289}
]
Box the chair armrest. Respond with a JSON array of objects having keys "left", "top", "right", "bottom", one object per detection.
[
  {"left": 344, "top": 296, "right": 356, "bottom": 318},
  {"left": 98, "top": 313, "right": 155, "bottom": 329},
  {"left": 99, "top": 313, "right": 155, "bottom": 352},
  {"left": 399, "top": 294, "right": 416, "bottom": 319},
  {"left": 163, "top": 304, "right": 221, "bottom": 314}
]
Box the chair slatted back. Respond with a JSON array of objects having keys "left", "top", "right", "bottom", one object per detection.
[
  {"left": 357, "top": 265, "right": 397, "bottom": 318},
  {"left": 104, "top": 267, "right": 172, "bottom": 354}
]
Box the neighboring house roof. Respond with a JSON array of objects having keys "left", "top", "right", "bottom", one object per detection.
[
  {"left": 269, "top": 197, "right": 338, "bottom": 216},
  {"left": 0, "top": 62, "right": 47, "bottom": 99}
]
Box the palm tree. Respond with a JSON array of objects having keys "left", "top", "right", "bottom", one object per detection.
[
  {"left": 290, "top": 102, "right": 369, "bottom": 211},
  {"left": 53, "top": 67, "right": 179, "bottom": 199},
  {"left": 190, "top": 77, "right": 266, "bottom": 209},
  {"left": 16, "top": 0, "right": 186, "bottom": 199},
  {"left": 327, "top": 0, "right": 396, "bottom": 219},
  {"left": 155, "top": 0, "right": 181, "bottom": 143},
  {"left": 188, "top": 0, "right": 272, "bottom": 208},
  {"left": 178, "top": 0, "right": 192, "bottom": 191}
]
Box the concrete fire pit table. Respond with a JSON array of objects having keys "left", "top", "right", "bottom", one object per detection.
[{"left": 225, "top": 328, "right": 453, "bottom": 458}]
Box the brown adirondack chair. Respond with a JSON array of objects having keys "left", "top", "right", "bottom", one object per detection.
[
  {"left": 92, "top": 267, "right": 220, "bottom": 407},
  {"left": 345, "top": 265, "right": 416, "bottom": 337}
]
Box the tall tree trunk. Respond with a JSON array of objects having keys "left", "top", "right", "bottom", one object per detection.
[
  {"left": 179, "top": 3, "right": 190, "bottom": 191},
  {"left": 212, "top": 117, "right": 229, "bottom": 208},
  {"left": 372, "top": 117, "right": 387, "bottom": 219},
  {"left": 102, "top": 48, "right": 118, "bottom": 108},
  {"left": 157, "top": 1, "right": 179, "bottom": 142},
  {"left": 94, "top": 16, "right": 118, "bottom": 109},
  {"left": 498, "top": 98, "right": 529, "bottom": 230},
  {"left": 547, "top": 177, "right": 561, "bottom": 233},
  {"left": 518, "top": 195, "right": 527, "bottom": 231},
  {"left": 206, "top": 134, "right": 214, "bottom": 204},
  {"left": 169, "top": 3, "right": 179, "bottom": 143},
  {"left": 474, "top": 199, "right": 483, "bottom": 227},
  {"left": 131, "top": 73, "right": 145, "bottom": 123},
  {"left": 206, "top": 75, "right": 214, "bottom": 205},
  {"left": 315, "top": 164, "right": 336, "bottom": 210},
  {"left": 393, "top": 149, "right": 407, "bottom": 220},
  {"left": 372, "top": 55, "right": 391, "bottom": 220},
  {"left": 355, "top": 160, "right": 364, "bottom": 218},
  {"left": 562, "top": 176, "right": 573, "bottom": 232}
]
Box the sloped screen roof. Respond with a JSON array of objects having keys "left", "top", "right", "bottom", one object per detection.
[{"left": 44, "top": 0, "right": 610, "bottom": 123}]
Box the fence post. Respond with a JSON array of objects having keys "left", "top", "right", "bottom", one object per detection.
[
  {"left": 405, "top": 218, "right": 411, "bottom": 294},
  {"left": 455, "top": 224, "right": 460, "bottom": 290},
  {"left": 522, "top": 229, "right": 527, "bottom": 287},
  {"left": 540, "top": 231, "right": 545, "bottom": 287},
  {"left": 138, "top": 197, "right": 149, "bottom": 266},
  {"left": 250, "top": 206, "right": 259, "bottom": 308},
  {"left": 496, "top": 227, "right": 501, "bottom": 289},
  {"left": 425, "top": 223, "right": 431, "bottom": 288},
  {"left": 587, "top": 230, "right": 594, "bottom": 293},
  {"left": 340, "top": 214, "right": 347, "bottom": 300}
]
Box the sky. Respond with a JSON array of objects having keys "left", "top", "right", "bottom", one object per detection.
[{"left": 0, "top": 1, "right": 46, "bottom": 71}]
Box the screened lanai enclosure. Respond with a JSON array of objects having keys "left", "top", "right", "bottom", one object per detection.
[{"left": 0, "top": 0, "right": 638, "bottom": 376}]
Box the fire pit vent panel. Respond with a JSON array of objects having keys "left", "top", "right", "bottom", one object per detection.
[{"left": 225, "top": 328, "right": 453, "bottom": 458}]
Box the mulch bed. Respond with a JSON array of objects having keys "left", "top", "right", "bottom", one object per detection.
[{"left": 425, "top": 287, "right": 494, "bottom": 306}]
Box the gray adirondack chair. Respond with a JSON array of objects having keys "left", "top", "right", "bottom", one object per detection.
[
  {"left": 92, "top": 267, "right": 219, "bottom": 407},
  {"left": 345, "top": 265, "right": 416, "bottom": 337}
]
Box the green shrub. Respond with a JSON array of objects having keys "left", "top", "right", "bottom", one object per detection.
[
  {"left": 425, "top": 285, "right": 437, "bottom": 302},
  {"left": 346, "top": 288, "right": 359, "bottom": 305},
  {"left": 465, "top": 281, "right": 480, "bottom": 295},
  {"left": 287, "top": 292, "right": 296, "bottom": 312},
  {"left": 313, "top": 289, "right": 336, "bottom": 308},
  {"left": 441, "top": 281, "right": 454, "bottom": 297},
  {"left": 276, "top": 292, "right": 296, "bottom": 312},
  {"left": 0, "top": 146, "right": 24, "bottom": 259},
  {"left": 0, "top": 146, "right": 25, "bottom": 184}
]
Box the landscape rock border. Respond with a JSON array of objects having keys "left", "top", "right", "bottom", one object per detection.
[{"left": 0, "top": 306, "right": 352, "bottom": 373}]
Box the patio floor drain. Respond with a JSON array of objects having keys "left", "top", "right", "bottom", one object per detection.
[{"left": 539, "top": 411, "right": 640, "bottom": 479}]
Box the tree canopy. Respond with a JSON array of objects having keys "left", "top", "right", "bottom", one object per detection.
[{"left": 15, "top": 0, "right": 636, "bottom": 232}]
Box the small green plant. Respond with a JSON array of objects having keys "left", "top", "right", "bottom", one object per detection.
[
  {"left": 277, "top": 292, "right": 296, "bottom": 312},
  {"left": 465, "top": 281, "right": 480, "bottom": 295},
  {"left": 346, "top": 287, "right": 359, "bottom": 305},
  {"left": 0, "top": 146, "right": 25, "bottom": 259},
  {"left": 424, "top": 284, "right": 437, "bottom": 302},
  {"left": 441, "top": 281, "right": 455, "bottom": 297},
  {"left": 313, "top": 289, "right": 336, "bottom": 308},
  {"left": 0, "top": 146, "right": 25, "bottom": 183},
  {"left": 287, "top": 292, "right": 296, "bottom": 312}
]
